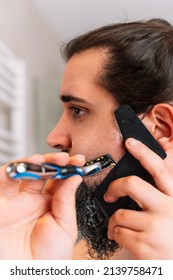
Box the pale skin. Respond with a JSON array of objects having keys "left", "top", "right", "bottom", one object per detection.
[
  {"left": 0, "top": 48, "right": 173, "bottom": 259},
  {"left": 0, "top": 153, "right": 85, "bottom": 259},
  {"left": 106, "top": 138, "right": 173, "bottom": 259}
]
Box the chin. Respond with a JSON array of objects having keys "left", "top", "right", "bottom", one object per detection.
[{"left": 83, "top": 165, "right": 114, "bottom": 187}]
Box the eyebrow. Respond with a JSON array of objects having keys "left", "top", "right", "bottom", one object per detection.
[{"left": 60, "top": 93, "right": 91, "bottom": 105}]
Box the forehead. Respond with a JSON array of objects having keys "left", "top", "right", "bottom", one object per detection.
[
  {"left": 60, "top": 49, "right": 117, "bottom": 107},
  {"left": 61, "top": 49, "right": 107, "bottom": 89}
]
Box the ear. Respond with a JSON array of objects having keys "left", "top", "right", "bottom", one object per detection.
[{"left": 142, "top": 103, "right": 173, "bottom": 151}]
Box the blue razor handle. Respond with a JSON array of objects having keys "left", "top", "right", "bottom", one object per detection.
[{"left": 6, "top": 155, "right": 115, "bottom": 180}]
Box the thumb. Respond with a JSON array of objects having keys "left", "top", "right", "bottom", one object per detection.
[{"left": 51, "top": 176, "right": 82, "bottom": 239}]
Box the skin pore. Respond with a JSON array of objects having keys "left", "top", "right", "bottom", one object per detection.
[{"left": 47, "top": 49, "right": 126, "bottom": 259}]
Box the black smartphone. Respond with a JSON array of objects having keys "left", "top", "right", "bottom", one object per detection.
[{"left": 93, "top": 105, "right": 167, "bottom": 219}]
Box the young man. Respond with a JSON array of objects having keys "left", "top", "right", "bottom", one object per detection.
[{"left": 1, "top": 18, "right": 173, "bottom": 260}]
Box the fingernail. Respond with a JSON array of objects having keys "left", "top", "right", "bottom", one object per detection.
[
  {"left": 127, "top": 138, "right": 139, "bottom": 147},
  {"left": 104, "top": 193, "right": 116, "bottom": 203}
]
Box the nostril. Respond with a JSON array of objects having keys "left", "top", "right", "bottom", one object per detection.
[
  {"left": 53, "top": 145, "right": 63, "bottom": 150},
  {"left": 62, "top": 150, "right": 69, "bottom": 153},
  {"left": 53, "top": 145, "right": 62, "bottom": 149},
  {"left": 53, "top": 145, "right": 69, "bottom": 153}
]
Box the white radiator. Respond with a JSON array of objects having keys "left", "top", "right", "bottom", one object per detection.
[{"left": 0, "top": 42, "right": 26, "bottom": 165}]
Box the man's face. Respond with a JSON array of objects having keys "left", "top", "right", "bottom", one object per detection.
[
  {"left": 47, "top": 49, "right": 125, "bottom": 259},
  {"left": 48, "top": 49, "right": 124, "bottom": 163}
]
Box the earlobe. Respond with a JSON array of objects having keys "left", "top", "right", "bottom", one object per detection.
[{"left": 143, "top": 104, "right": 173, "bottom": 151}]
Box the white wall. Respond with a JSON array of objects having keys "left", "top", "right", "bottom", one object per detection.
[
  {"left": 32, "top": 0, "right": 173, "bottom": 41},
  {"left": 0, "top": 0, "right": 64, "bottom": 155}
]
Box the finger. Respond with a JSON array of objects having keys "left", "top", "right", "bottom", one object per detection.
[
  {"left": 125, "top": 138, "right": 173, "bottom": 196},
  {"left": 0, "top": 192, "right": 52, "bottom": 226},
  {"left": 109, "top": 226, "right": 146, "bottom": 258},
  {"left": 22, "top": 153, "right": 85, "bottom": 194},
  {"left": 51, "top": 175, "right": 82, "bottom": 237},
  {"left": 0, "top": 164, "right": 20, "bottom": 195},
  {"left": 43, "top": 153, "right": 85, "bottom": 194},
  {"left": 104, "top": 175, "right": 164, "bottom": 210},
  {"left": 44, "top": 153, "right": 85, "bottom": 167},
  {"left": 0, "top": 153, "right": 38, "bottom": 195},
  {"left": 0, "top": 154, "right": 45, "bottom": 195},
  {"left": 108, "top": 209, "right": 148, "bottom": 237},
  {"left": 69, "top": 154, "right": 86, "bottom": 166},
  {"left": 20, "top": 153, "right": 84, "bottom": 193},
  {"left": 0, "top": 154, "right": 39, "bottom": 193},
  {"left": 19, "top": 154, "right": 46, "bottom": 193}
]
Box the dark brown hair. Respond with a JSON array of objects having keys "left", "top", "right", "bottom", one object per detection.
[{"left": 61, "top": 19, "right": 173, "bottom": 113}]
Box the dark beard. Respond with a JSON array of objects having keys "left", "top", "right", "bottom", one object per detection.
[{"left": 76, "top": 181, "right": 120, "bottom": 260}]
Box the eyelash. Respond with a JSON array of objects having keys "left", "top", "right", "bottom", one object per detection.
[{"left": 70, "top": 106, "right": 86, "bottom": 118}]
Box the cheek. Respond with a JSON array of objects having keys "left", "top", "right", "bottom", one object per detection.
[
  {"left": 104, "top": 128, "right": 125, "bottom": 162},
  {"left": 70, "top": 131, "right": 93, "bottom": 157},
  {"left": 71, "top": 125, "right": 124, "bottom": 164}
]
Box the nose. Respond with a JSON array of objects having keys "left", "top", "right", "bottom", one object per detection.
[{"left": 47, "top": 114, "right": 72, "bottom": 152}]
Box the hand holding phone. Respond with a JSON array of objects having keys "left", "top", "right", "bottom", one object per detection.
[{"left": 93, "top": 105, "right": 167, "bottom": 219}]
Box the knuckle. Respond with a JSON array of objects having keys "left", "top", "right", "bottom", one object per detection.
[
  {"left": 124, "top": 175, "right": 140, "bottom": 190},
  {"left": 130, "top": 233, "right": 149, "bottom": 259},
  {"left": 114, "top": 209, "right": 126, "bottom": 221},
  {"left": 152, "top": 165, "right": 165, "bottom": 178},
  {"left": 150, "top": 160, "right": 169, "bottom": 179}
]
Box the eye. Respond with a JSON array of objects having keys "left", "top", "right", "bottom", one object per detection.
[{"left": 71, "top": 106, "right": 86, "bottom": 118}]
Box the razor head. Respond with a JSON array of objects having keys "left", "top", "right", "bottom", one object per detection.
[{"left": 83, "top": 154, "right": 116, "bottom": 176}]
